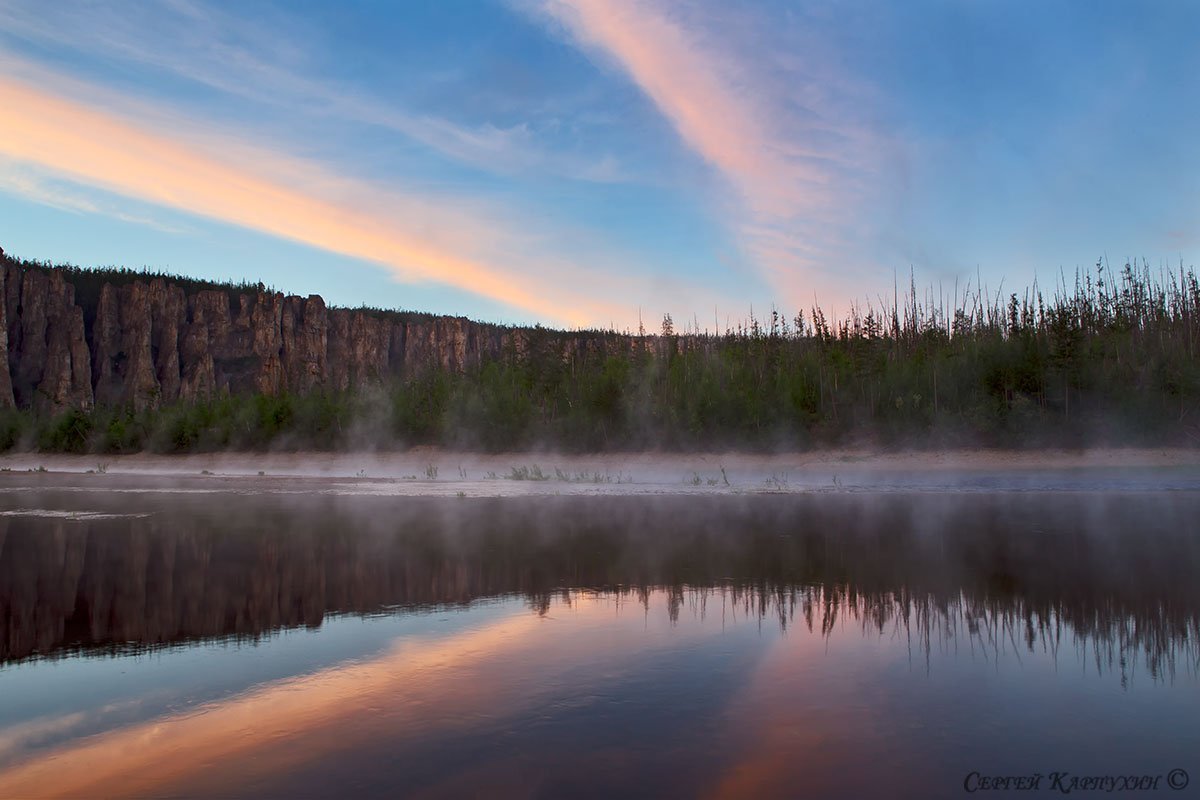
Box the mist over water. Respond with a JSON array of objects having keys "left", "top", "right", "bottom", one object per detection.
[{"left": 1, "top": 470, "right": 1198, "bottom": 798}]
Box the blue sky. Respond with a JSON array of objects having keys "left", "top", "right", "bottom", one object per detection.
[{"left": 0, "top": 0, "right": 1196, "bottom": 329}]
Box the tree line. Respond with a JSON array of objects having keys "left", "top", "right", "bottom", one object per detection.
[{"left": 2, "top": 259, "right": 1197, "bottom": 452}]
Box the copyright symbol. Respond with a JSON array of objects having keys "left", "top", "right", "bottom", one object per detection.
[{"left": 1168, "top": 769, "right": 1189, "bottom": 790}]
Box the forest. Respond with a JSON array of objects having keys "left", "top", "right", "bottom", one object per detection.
[{"left": 2, "top": 258, "right": 1197, "bottom": 453}]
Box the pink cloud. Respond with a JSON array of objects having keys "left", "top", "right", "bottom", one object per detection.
[
  {"left": 536, "top": 0, "right": 881, "bottom": 304},
  {"left": 0, "top": 73, "right": 657, "bottom": 326}
]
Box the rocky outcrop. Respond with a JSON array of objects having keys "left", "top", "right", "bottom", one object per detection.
[
  {"left": 92, "top": 280, "right": 188, "bottom": 409},
  {"left": 0, "top": 267, "right": 14, "bottom": 408},
  {"left": 281, "top": 295, "right": 327, "bottom": 395},
  {"left": 0, "top": 258, "right": 636, "bottom": 413},
  {"left": 326, "top": 309, "right": 393, "bottom": 391},
  {"left": 4, "top": 264, "right": 93, "bottom": 412}
]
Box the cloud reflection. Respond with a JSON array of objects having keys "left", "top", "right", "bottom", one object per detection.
[
  {"left": 0, "top": 592, "right": 716, "bottom": 799},
  {"left": 0, "top": 611, "right": 546, "bottom": 798}
]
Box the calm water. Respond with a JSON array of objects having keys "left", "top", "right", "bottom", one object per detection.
[{"left": 1, "top": 471, "right": 1198, "bottom": 799}]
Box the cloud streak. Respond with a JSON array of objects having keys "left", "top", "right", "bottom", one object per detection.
[
  {"left": 0, "top": 73, "right": 640, "bottom": 325},
  {"left": 0, "top": 158, "right": 191, "bottom": 234},
  {"left": 533, "top": 0, "right": 879, "bottom": 303},
  {"left": 0, "top": 0, "right": 629, "bottom": 186}
]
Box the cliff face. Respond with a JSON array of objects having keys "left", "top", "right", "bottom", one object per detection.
[
  {"left": 0, "top": 260, "right": 631, "bottom": 413},
  {"left": 3, "top": 265, "right": 93, "bottom": 412}
]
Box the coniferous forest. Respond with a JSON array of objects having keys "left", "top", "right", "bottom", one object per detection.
[{"left": 2, "top": 257, "right": 1198, "bottom": 453}]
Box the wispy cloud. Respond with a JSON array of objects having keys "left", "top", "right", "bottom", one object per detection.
[
  {"left": 0, "top": 73, "right": 654, "bottom": 324},
  {"left": 0, "top": 0, "right": 630, "bottom": 185},
  {"left": 530, "top": 0, "right": 882, "bottom": 303},
  {"left": 0, "top": 158, "right": 191, "bottom": 234},
  {"left": 0, "top": 0, "right": 866, "bottom": 326}
]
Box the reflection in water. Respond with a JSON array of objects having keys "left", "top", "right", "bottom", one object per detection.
[
  {"left": 0, "top": 611, "right": 553, "bottom": 798},
  {"left": 2, "top": 491, "right": 1197, "bottom": 678},
  {"left": 1, "top": 486, "right": 1198, "bottom": 798}
]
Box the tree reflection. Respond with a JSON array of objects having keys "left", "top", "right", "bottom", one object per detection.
[{"left": 1, "top": 491, "right": 1196, "bottom": 681}]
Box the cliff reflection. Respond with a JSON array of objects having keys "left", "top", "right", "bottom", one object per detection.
[{"left": 2, "top": 492, "right": 1198, "bottom": 677}]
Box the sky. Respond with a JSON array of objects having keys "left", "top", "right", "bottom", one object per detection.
[{"left": 0, "top": 0, "right": 1196, "bottom": 330}]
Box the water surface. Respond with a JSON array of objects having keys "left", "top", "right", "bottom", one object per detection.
[{"left": 1, "top": 470, "right": 1198, "bottom": 798}]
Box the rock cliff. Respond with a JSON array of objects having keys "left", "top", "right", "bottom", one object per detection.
[{"left": 0, "top": 256, "right": 633, "bottom": 413}]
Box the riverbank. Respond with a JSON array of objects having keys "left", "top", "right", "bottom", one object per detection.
[
  {"left": 1, "top": 448, "right": 1196, "bottom": 498},
  {"left": 2, "top": 446, "right": 1197, "bottom": 475}
]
